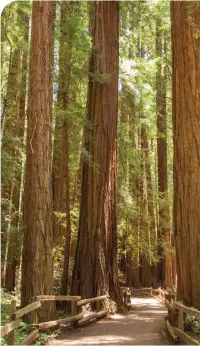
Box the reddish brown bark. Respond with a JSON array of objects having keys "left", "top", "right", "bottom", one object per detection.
[
  {"left": 171, "top": 1, "right": 200, "bottom": 309},
  {"left": 21, "top": 1, "right": 56, "bottom": 321},
  {"left": 71, "top": 1, "right": 123, "bottom": 308}
]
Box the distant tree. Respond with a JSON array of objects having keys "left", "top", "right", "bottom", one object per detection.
[
  {"left": 4, "top": 8, "right": 29, "bottom": 293},
  {"left": 156, "top": 16, "right": 172, "bottom": 287},
  {"left": 54, "top": 0, "right": 72, "bottom": 295},
  {"left": 52, "top": 2, "right": 72, "bottom": 244},
  {"left": 1, "top": 4, "right": 29, "bottom": 288}
]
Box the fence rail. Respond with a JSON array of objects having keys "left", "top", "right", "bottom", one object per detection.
[
  {"left": 37, "top": 295, "right": 81, "bottom": 301},
  {"left": 0, "top": 294, "right": 108, "bottom": 345},
  {"left": 2, "top": 287, "right": 199, "bottom": 345},
  {"left": 77, "top": 294, "right": 108, "bottom": 307},
  {"left": 163, "top": 292, "right": 199, "bottom": 345},
  {"left": 121, "top": 285, "right": 200, "bottom": 345}
]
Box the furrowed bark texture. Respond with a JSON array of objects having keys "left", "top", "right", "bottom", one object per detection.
[
  {"left": 171, "top": 1, "right": 200, "bottom": 309},
  {"left": 21, "top": 1, "right": 56, "bottom": 321},
  {"left": 71, "top": 1, "right": 123, "bottom": 308}
]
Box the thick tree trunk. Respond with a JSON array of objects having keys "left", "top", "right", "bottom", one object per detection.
[
  {"left": 171, "top": 1, "right": 200, "bottom": 309},
  {"left": 21, "top": 1, "right": 56, "bottom": 321},
  {"left": 156, "top": 18, "right": 172, "bottom": 287},
  {"left": 71, "top": 1, "right": 123, "bottom": 309}
]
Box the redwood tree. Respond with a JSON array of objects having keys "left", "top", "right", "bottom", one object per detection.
[
  {"left": 171, "top": 1, "right": 200, "bottom": 309},
  {"left": 71, "top": 1, "right": 123, "bottom": 307},
  {"left": 21, "top": 1, "right": 56, "bottom": 321}
]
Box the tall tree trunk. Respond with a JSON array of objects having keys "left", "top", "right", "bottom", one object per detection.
[
  {"left": 118, "top": 84, "right": 134, "bottom": 287},
  {"left": 21, "top": 1, "right": 56, "bottom": 321},
  {"left": 71, "top": 1, "right": 123, "bottom": 308},
  {"left": 54, "top": 1, "right": 73, "bottom": 295},
  {"left": 140, "top": 124, "right": 152, "bottom": 287},
  {"left": 171, "top": 1, "right": 200, "bottom": 309},
  {"left": 131, "top": 118, "right": 141, "bottom": 289},
  {"left": 1, "top": 47, "right": 21, "bottom": 285},
  {"left": 156, "top": 18, "right": 172, "bottom": 287},
  {"left": 52, "top": 4, "right": 72, "bottom": 244},
  {"left": 5, "top": 11, "right": 29, "bottom": 292}
]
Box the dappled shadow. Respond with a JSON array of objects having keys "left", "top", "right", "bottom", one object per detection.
[{"left": 47, "top": 298, "right": 170, "bottom": 345}]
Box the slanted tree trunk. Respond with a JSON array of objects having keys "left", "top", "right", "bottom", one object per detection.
[
  {"left": 4, "top": 11, "right": 29, "bottom": 292},
  {"left": 1, "top": 46, "right": 21, "bottom": 285},
  {"left": 21, "top": 1, "right": 56, "bottom": 321},
  {"left": 171, "top": 1, "right": 200, "bottom": 309},
  {"left": 71, "top": 1, "right": 123, "bottom": 308},
  {"left": 156, "top": 17, "right": 172, "bottom": 287}
]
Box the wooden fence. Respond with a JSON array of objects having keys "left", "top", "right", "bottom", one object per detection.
[
  {"left": 0, "top": 294, "right": 109, "bottom": 345},
  {"left": 121, "top": 286, "right": 200, "bottom": 345},
  {"left": 166, "top": 298, "right": 200, "bottom": 345},
  {"left": 2, "top": 287, "right": 199, "bottom": 345}
]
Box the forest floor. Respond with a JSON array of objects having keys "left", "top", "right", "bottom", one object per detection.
[{"left": 46, "top": 297, "right": 172, "bottom": 345}]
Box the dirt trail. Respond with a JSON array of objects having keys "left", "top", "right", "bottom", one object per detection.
[{"left": 47, "top": 298, "right": 171, "bottom": 345}]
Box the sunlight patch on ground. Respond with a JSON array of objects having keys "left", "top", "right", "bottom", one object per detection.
[
  {"left": 65, "top": 335, "right": 134, "bottom": 344},
  {"left": 110, "top": 313, "right": 127, "bottom": 320},
  {"left": 131, "top": 297, "right": 165, "bottom": 307},
  {"left": 138, "top": 310, "right": 166, "bottom": 314},
  {"left": 49, "top": 298, "right": 170, "bottom": 345}
]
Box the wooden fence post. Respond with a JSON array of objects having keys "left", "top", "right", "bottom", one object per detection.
[
  {"left": 32, "top": 309, "right": 38, "bottom": 324},
  {"left": 168, "top": 293, "right": 172, "bottom": 303},
  {"left": 96, "top": 288, "right": 101, "bottom": 312},
  {"left": 177, "top": 301, "right": 184, "bottom": 331},
  {"left": 123, "top": 291, "right": 127, "bottom": 304},
  {"left": 71, "top": 301, "right": 78, "bottom": 316},
  {"left": 159, "top": 287, "right": 161, "bottom": 300},
  {"left": 8, "top": 299, "right": 16, "bottom": 345}
]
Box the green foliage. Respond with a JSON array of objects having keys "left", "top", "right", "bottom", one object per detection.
[
  {"left": 186, "top": 314, "right": 200, "bottom": 335},
  {"left": 1, "top": 289, "right": 20, "bottom": 325},
  {"left": 1, "top": 288, "right": 61, "bottom": 346},
  {"left": 1, "top": 0, "right": 175, "bottom": 303},
  {"left": 117, "top": 0, "right": 173, "bottom": 275},
  {"left": 57, "top": 310, "right": 70, "bottom": 319},
  {"left": 34, "top": 329, "right": 60, "bottom": 346}
]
